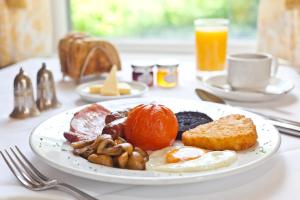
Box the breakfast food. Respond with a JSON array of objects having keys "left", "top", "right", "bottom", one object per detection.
[
  {"left": 102, "top": 117, "right": 126, "bottom": 140},
  {"left": 88, "top": 65, "right": 132, "bottom": 96},
  {"left": 182, "top": 114, "right": 257, "bottom": 151},
  {"left": 64, "top": 104, "right": 110, "bottom": 142},
  {"left": 146, "top": 146, "right": 237, "bottom": 172},
  {"left": 175, "top": 111, "right": 213, "bottom": 139},
  {"left": 58, "top": 32, "right": 121, "bottom": 80},
  {"left": 64, "top": 131, "right": 94, "bottom": 143},
  {"left": 88, "top": 83, "right": 131, "bottom": 95},
  {"left": 101, "top": 65, "right": 120, "bottom": 96},
  {"left": 105, "top": 109, "right": 129, "bottom": 124},
  {"left": 101, "top": 109, "right": 130, "bottom": 139},
  {"left": 124, "top": 104, "right": 178, "bottom": 151},
  {"left": 72, "top": 134, "right": 148, "bottom": 170},
  {"left": 64, "top": 103, "right": 258, "bottom": 172}
]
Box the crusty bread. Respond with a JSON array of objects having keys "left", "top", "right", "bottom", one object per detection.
[
  {"left": 182, "top": 114, "right": 257, "bottom": 151},
  {"left": 58, "top": 32, "right": 121, "bottom": 80},
  {"left": 58, "top": 32, "right": 88, "bottom": 75}
]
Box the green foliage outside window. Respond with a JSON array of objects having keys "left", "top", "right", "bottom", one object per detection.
[{"left": 70, "top": 0, "right": 259, "bottom": 40}]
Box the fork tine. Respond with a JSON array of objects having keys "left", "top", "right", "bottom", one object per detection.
[
  {"left": 15, "top": 146, "right": 49, "bottom": 181},
  {"left": 10, "top": 147, "right": 46, "bottom": 184},
  {"left": 2, "top": 149, "right": 98, "bottom": 199},
  {"left": 0, "top": 150, "right": 36, "bottom": 189},
  {"left": 4, "top": 149, "right": 41, "bottom": 186}
]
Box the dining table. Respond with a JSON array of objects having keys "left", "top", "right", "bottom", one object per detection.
[{"left": 0, "top": 53, "right": 300, "bottom": 200}]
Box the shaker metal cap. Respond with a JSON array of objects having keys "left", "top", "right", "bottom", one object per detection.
[
  {"left": 13, "top": 68, "right": 31, "bottom": 88},
  {"left": 37, "top": 63, "right": 50, "bottom": 80}
]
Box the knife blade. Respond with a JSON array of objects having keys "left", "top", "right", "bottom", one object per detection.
[{"left": 195, "top": 88, "right": 300, "bottom": 137}]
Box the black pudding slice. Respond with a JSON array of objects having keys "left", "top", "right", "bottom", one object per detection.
[{"left": 175, "top": 111, "right": 213, "bottom": 140}]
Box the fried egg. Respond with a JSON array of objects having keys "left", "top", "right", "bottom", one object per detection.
[{"left": 146, "top": 146, "right": 237, "bottom": 172}]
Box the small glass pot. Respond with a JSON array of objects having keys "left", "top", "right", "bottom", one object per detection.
[
  {"left": 131, "top": 62, "right": 154, "bottom": 87},
  {"left": 156, "top": 61, "right": 179, "bottom": 88}
]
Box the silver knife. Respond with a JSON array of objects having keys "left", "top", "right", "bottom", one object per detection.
[{"left": 195, "top": 88, "right": 300, "bottom": 137}]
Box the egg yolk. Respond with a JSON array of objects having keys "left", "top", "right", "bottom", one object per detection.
[{"left": 166, "top": 147, "right": 207, "bottom": 163}]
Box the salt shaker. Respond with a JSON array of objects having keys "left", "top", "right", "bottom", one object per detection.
[
  {"left": 36, "top": 63, "right": 60, "bottom": 111},
  {"left": 10, "top": 68, "right": 40, "bottom": 119}
]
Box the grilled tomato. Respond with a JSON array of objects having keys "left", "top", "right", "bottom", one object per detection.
[{"left": 124, "top": 104, "right": 178, "bottom": 151}]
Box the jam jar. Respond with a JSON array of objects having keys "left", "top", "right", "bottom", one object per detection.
[
  {"left": 156, "top": 60, "right": 179, "bottom": 88},
  {"left": 131, "top": 62, "right": 154, "bottom": 87}
]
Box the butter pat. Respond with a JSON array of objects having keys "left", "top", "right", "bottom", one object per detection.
[
  {"left": 88, "top": 85, "right": 102, "bottom": 94},
  {"left": 101, "top": 65, "right": 120, "bottom": 96},
  {"left": 118, "top": 83, "right": 131, "bottom": 95},
  {"left": 88, "top": 83, "right": 131, "bottom": 95}
]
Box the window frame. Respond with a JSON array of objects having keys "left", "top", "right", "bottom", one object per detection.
[{"left": 112, "top": 39, "right": 257, "bottom": 54}]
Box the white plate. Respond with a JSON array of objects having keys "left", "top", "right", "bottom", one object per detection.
[
  {"left": 76, "top": 81, "right": 148, "bottom": 102},
  {"left": 29, "top": 98, "right": 280, "bottom": 185},
  {"left": 202, "top": 74, "right": 294, "bottom": 102}
]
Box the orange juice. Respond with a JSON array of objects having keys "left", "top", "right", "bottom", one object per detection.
[{"left": 195, "top": 19, "right": 228, "bottom": 71}]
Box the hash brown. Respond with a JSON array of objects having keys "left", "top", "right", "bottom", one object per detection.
[{"left": 182, "top": 114, "right": 257, "bottom": 151}]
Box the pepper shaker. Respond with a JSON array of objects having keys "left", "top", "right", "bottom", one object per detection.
[
  {"left": 36, "top": 63, "right": 60, "bottom": 111},
  {"left": 10, "top": 68, "right": 40, "bottom": 119}
]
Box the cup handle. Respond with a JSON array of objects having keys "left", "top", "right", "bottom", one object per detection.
[{"left": 271, "top": 56, "right": 278, "bottom": 77}]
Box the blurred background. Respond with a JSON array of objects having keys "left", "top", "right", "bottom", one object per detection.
[
  {"left": 1, "top": 0, "right": 299, "bottom": 69},
  {"left": 70, "top": 0, "right": 258, "bottom": 40}
]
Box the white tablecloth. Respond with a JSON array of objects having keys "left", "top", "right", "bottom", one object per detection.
[{"left": 0, "top": 54, "right": 300, "bottom": 200}]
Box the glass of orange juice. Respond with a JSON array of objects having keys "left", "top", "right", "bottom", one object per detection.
[{"left": 195, "top": 18, "right": 229, "bottom": 72}]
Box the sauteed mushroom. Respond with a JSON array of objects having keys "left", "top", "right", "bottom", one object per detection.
[
  {"left": 71, "top": 139, "right": 94, "bottom": 149},
  {"left": 100, "top": 142, "right": 134, "bottom": 156},
  {"left": 88, "top": 134, "right": 112, "bottom": 149},
  {"left": 88, "top": 154, "right": 113, "bottom": 167},
  {"left": 101, "top": 145, "right": 123, "bottom": 156},
  {"left": 73, "top": 146, "right": 89, "bottom": 156},
  {"left": 134, "top": 147, "right": 149, "bottom": 161},
  {"left": 96, "top": 139, "right": 115, "bottom": 154},
  {"left": 71, "top": 133, "right": 148, "bottom": 170},
  {"left": 127, "top": 151, "right": 146, "bottom": 170},
  {"left": 115, "top": 137, "right": 126, "bottom": 144},
  {"left": 118, "top": 143, "right": 133, "bottom": 155},
  {"left": 73, "top": 146, "right": 95, "bottom": 159},
  {"left": 117, "top": 152, "right": 129, "bottom": 168}
]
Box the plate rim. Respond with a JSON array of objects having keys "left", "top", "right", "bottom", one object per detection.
[{"left": 29, "top": 98, "right": 281, "bottom": 185}]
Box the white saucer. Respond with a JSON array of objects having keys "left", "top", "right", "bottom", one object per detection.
[
  {"left": 202, "top": 74, "right": 294, "bottom": 102},
  {"left": 76, "top": 80, "right": 148, "bottom": 102}
]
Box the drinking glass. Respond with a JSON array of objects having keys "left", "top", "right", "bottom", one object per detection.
[{"left": 195, "top": 18, "right": 229, "bottom": 71}]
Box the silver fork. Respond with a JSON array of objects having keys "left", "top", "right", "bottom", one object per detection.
[{"left": 0, "top": 146, "right": 98, "bottom": 200}]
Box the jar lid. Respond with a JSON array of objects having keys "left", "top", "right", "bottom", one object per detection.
[
  {"left": 157, "top": 64, "right": 179, "bottom": 68},
  {"left": 131, "top": 61, "right": 155, "bottom": 69},
  {"left": 156, "top": 59, "right": 179, "bottom": 68}
]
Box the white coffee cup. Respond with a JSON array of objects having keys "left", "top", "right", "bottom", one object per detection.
[{"left": 227, "top": 53, "right": 278, "bottom": 90}]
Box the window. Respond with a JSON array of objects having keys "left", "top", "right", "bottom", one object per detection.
[{"left": 68, "top": 0, "right": 258, "bottom": 52}]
